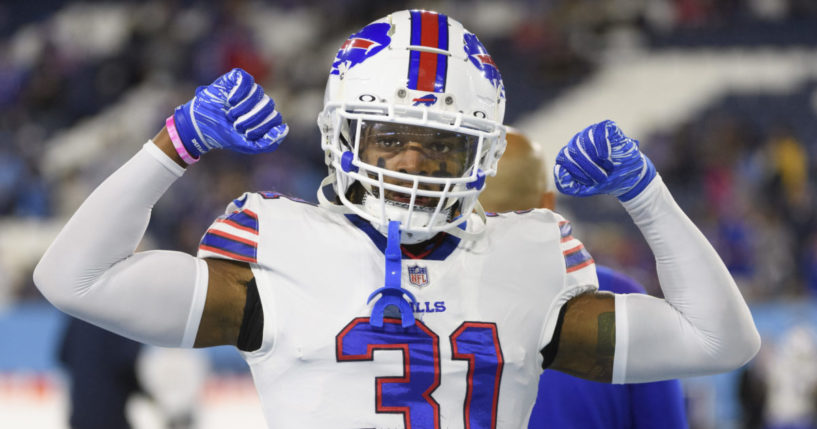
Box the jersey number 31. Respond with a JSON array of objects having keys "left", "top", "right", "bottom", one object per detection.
[{"left": 336, "top": 317, "right": 504, "bottom": 429}]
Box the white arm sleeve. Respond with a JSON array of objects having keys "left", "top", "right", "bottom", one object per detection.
[
  {"left": 612, "top": 176, "right": 760, "bottom": 383},
  {"left": 33, "top": 142, "right": 208, "bottom": 348}
]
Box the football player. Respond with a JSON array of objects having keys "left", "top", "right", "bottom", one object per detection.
[
  {"left": 35, "top": 10, "right": 759, "bottom": 428},
  {"left": 481, "top": 129, "right": 688, "bottom": 428}
]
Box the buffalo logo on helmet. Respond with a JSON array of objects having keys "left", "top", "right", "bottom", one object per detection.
[
  {"left": 412, "top": 94, "right": 438, "bottom": 106},
  {"left": 330, "top": 22, "right": 391, "bottom": 76},
  {"left": 463, "top": 32, "right": 504, "bottom": 97}
]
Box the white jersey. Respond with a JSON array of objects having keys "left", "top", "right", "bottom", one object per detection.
[{"left": 198, "top": 192, "right": 598, "bottom": 429}]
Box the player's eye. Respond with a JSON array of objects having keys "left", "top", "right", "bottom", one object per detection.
[
  {"left": 376, "top": 138, "right": 402, "bottom": 148},
  {"left": 429, "top": 142, "right": 451, "bottom": 154}
]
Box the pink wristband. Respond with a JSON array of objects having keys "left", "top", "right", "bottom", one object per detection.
[{"left": 166, "top": 116, "right": 199, "bottom": 165}]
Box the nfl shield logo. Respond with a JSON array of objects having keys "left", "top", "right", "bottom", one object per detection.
[{"left": 407, "top": 265, "right": 429, "bottom": 287}]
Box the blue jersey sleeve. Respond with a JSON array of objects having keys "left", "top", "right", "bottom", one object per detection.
[
  {"left": 595, "top": 265, "right": 645, "bottom": 294},
  {"left": 628, "top": 379, "right": 688, "bottom": 429}
]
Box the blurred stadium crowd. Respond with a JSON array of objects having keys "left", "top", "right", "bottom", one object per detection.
[{"left": 1, "top": 1, "right": 817, "bottom": 428}]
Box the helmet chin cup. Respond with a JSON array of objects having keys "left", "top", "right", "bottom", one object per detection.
[{"left": 363, "top": 194, "right": 449, "bottom": 244}]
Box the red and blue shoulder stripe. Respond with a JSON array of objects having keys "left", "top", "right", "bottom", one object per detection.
[
  {"left": 199, "top": 209, "right": 259, "bottom": 263},
  {"left": 558, "top": 220, "right": 594, "bottom": 273}
]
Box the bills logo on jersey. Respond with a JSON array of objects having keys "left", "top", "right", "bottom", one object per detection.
[
  {"left": 412, "top": 93, "right": 438, "bottom": 106},
  {"left": 407, "top": 265, "right": 429, "bottom": 287},
  {"left": 463, "top": 32, "right": 504, "bottom": 94},
  {"left": 330, "top": 22, "right": 391, "bottom": 76}
]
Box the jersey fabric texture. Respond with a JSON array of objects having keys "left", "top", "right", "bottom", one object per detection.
[
  {"left": 528, "top": 265, "right": 688, "bottom": 428},
  {"left": 198, "top": 193, "right": 598, "bottom": 428}
]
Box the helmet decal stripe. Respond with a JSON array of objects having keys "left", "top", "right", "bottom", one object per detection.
[
  {"left": 407, "top": 10, "right": 449, "bottom": 93},
  {"left": 417, "top": 14, "right": 439, "bottom": 92},
  {"left": 435, "top": 12, "right": 449, "bottom": 92}
]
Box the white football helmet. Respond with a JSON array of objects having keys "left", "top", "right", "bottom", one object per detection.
[{"left": 317, "top": 9, "right": 507, "bottom": 243}]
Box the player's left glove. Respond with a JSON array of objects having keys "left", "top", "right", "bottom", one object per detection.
[
  {"left": 553, "top": 120, "right": 656, "bottom": 201},
  {"left": 171, "top": 68, "right": 288, "bottom": 160}
]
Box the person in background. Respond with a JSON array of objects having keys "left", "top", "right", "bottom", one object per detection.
[
  {"left": 763, "top": 325, "right": 817, "bottom": 429},
  {"left": 59, "top": 317, "right": 204, "bottom": 429},
  {"left": 481, "top": 128, "right": 688, "bottom": 428},
  {"left": 59, "top": 317, "right": 144, "bottom": 429}
]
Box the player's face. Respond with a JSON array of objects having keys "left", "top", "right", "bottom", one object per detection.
[{"left": 358, "top": 120, "right": 478, "bottom": 207}]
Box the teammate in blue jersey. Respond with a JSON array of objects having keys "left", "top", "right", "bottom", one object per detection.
[
  {"left": 481, "top": 130, "right": 688, "bottom": 428},
  {"left": 35, "top": 10, "right": 758, "bottom": 428},
  {"left": 58, "top": 317, "right": 144, "bottom": 429}
]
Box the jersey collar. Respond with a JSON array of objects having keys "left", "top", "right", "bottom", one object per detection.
[{"left": 345, "top": 214, "right": 461, "bottom": 261}]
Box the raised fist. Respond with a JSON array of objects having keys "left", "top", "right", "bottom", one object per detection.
[
  {"left": 553, "top": 120, "right": 655, "bottom": 201},
  {"left": 172, "top": 68, "right": 288, "bottom": 159}
]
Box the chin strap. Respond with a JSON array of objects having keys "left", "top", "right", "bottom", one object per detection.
[
  {"left": 316, "top": 175, "right": 351, "bottom": 213},
  {"left": 445, "top": 201, "right": 488, "bottom": 241},
  {"left": 367, "top": 220, "right": 418, "bottom": 328}
]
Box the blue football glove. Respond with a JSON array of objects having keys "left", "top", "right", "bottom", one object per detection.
[
  {"left": 553, "top": 120, "right": 656, "bottom": 201},
  {"left": 173, "top": 68, "right": 288, "bottom": 158}
]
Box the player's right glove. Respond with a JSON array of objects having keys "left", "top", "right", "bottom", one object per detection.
[
  {"left": 553, "top": 120, "right": 656, "bottom": 202},
  {"left": 169, "top": 68, "right": 288, "bottom": 162}
]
